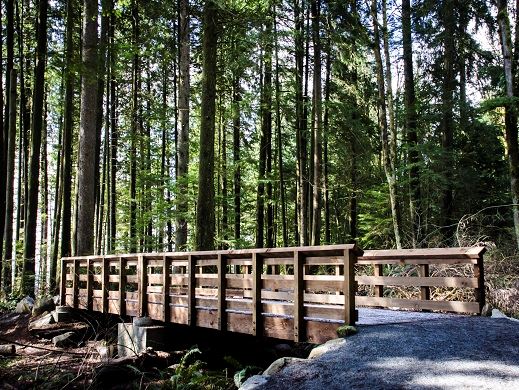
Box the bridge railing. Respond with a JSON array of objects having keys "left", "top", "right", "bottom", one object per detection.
[
  {"left": 356, "top": 247, "right": 486, "bottom": 314},
  {"left": 60, "top": 244, "right": 361, "bottom": 344}
]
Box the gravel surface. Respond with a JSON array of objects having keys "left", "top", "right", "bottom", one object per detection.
[{"left": 255, "top": 309, "right": 519, "bottom": 389}]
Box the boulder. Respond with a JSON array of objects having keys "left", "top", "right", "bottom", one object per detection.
[
  {"left": 308, "top": 338, "right": 346, "bottom": 359},
  {"left": 52, "top": 331, "right": 78, "bottom": 348},
  {"left": 263, "top": 357, "right": 305, "bottom": 376},
  {"left": 28, "top": 311, "right": 55, "bottom": 331},
  {"left": 15, "top": 296, "right": 35, "bottom": 314},
  {"left": 239, "top": 375, "right": 269, "bottom": 390},
  {"left": 273, "top": 343, "right": 292, "bottom": 355},
  {"left": 32, "top": 296, "right": 56, "bottom": 317}
]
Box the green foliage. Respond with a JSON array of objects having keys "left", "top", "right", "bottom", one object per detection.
[{"left": 336, "top": 325, "right": 358, "bottom": 338}]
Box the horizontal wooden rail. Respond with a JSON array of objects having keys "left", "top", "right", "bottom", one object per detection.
[
  {"left": 356, "top": 247, "right": 486, "bottom": 314},
  {"left": 60, "top": 244, "right": 361, "bottom": 344}
]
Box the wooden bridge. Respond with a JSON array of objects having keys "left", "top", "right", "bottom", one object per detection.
[{"left": 60, "top": 245, "right": 485, "bottom": 344}]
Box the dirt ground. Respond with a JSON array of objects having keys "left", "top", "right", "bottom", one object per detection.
[{"left": 0, "top": 312, "right": 104, "bottom": 389}]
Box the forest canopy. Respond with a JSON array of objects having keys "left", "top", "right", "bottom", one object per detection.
[{"left": 0, "top": 0, "right": 518, "bottom": 296}]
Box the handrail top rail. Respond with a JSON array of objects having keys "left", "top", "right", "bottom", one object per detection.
[
  {"left": 61, "top": 244, "right": 363, "bottom": 261},
  {"left": 360, "top": 246, "right": 486, "bottom": 260}
]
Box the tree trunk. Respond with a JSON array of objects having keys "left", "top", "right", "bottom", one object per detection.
[
  {"left": 496, "top": 0, "right": 519, "bottom": 249},
  {"left": 440, "top": 0, "right": 456, "bottom": 241},
  {"left": 61, "top": 0, "right": 76, "bottom": 259},
  {"left": 0, "top": 2, "right": 5, "bottom": 277},
  {"left": 323, "top": 27, "right": 331, "bottom": 244},
  {"left": 232, "top": 72, "right": 241, "bottom": 244},
  {"left": 402, "top": 0, "right": 421, "bottom": 247},
  {"left": 23, "top": 0, "right": 47, "bottom": 296},
  {"left": 195, "top": 0, "right": 218, "bottom": 251},
  {"left": 3, "top": 70, "right": 16, "bottom": 293},
  {"left": 76, "top": 0, "right": 98, "bottom": 256},
  {"left": 310, "top": 0, "right": 323, "bottom": 246},
  {"left": 176, "top": 0, "right": 190, "bottom": 250},
  {"left": 109, "top": 0, "right": 117, "bottom": 253},
  {"left": 371, "top": 0, "right": 402, "bottom": 248}
]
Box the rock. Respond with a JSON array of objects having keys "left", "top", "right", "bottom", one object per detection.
[
  {"left": 28, "top": 311, "right": 55, "bottom": 331},
  {"left": 52, "top": 332, "right": 78, "bottom": 348},
  {"left": 481, "top": 303, "right": 493, "bottom": 317},
  {"left": 32, "top": 296, "right": 56, "bottom": 317},
  {"left": 53, "top": 295, "right": 61, "bottom": 305},
  {"left": 0, "top": 344, "right": 16, "bottom": 356},
  {"left": 337, "top": 325, "right": 358, "bottom": 337},
  {"left": 234, "top": 366, "right": 263, "bottom": 388},
  {"left": 308, "top": 338, "right": 346, "bottom": 359},
  {"left": 53, "top": 305, "right": 73, "bottom": 322},
  {"left": 263, "top": 357, "right": 305, "bottom": 376},
  {"left": 133, "top": 316, "right": 153, "bottom": 327},
  {"left": 239, "top": 375, "right": 269, "bottom": 390},
  {"left": 15, "top": 296, "right": 35, "bottom": 313}
]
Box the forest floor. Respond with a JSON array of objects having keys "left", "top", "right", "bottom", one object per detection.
[{"left": 251, "top": 309, "right": 519, "bottom": 390}]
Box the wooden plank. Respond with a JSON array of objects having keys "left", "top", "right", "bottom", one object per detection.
[
  {"left": 357, "top": 258, "right": 478, "bottom": 265},
  {"left": 374, "top": 264, "right": 383, "bottom": 298},
  {"left": 227, "top": 311, "right": 253, "bottom": 334},
  {"left": 102, "top": 258, "right": 109, "bottom": 313},
  {"left": 252, "top": 253, "right": 262, "bottom": 336},
  {"left": 360, "top": 247, "right": 485, "bottom": 259},
  {"left": 138, "top": 255, "right": 147, "bottom": 317},
  {"left": 72, "top": 259, "right": 80, "bottom": 308},
  {"left": 305, "top": 256, "right": 343, "bottom": 265},
  {"left": 218, "top": 254, "right": 227, "bottom": 331},
  {"left": 147, "top": 274, "right": 164, "bottom": 284},
  {"left": 263, "top": 316, "right": 293, "bottom": 340},
  {"left": 304, "top": 292, "right": 343, "bottom": 305},
  {"left": 294, "top": 250, "right": 304, "bottom": 342},
  {"left": 163, "top": 255, "right": 170, "bottom": 322},
  {"left": 355, "top": 296, "right": 481, "bottom": 313},
  {"left": 119, "top": 257, "right": 126, "bottom": 316},
  {"left": 196, "top": 308, "right": 219, "bottom": 329},
  {"left": 60, "top": 260, "right": 67, "bottom": 306},
  {"left": 306, "top": 321, "right": 343, "bottom": 344},
  {"left": 86, "top": 259, "right": 93, "bottom": 311},
  {"left": 343, "top": 248, "right": 357, "bottom": 325},
  {"left": 188, "top": 255, "right": 196, "bottom": 326},
  {"left": 305, "top": 304, "right": 344, "bottom": 321},
  {"left": 419, "top": 264, "right": 431, "bottom": 301},
  {"left": 355, "top": 275, "right": 478, "bottom": 288}
]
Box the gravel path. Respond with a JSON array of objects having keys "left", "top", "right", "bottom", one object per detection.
[{"left": 253, "top": 309, "right": 519, "bottom": 389}]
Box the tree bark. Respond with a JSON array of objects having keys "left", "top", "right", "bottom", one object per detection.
[
  {"left": 176, "top": 0, "right": 190, "bottom": 250},
  {"left": 310, "top": 0, "right": 323, "bottom": 246},
  {"left": 61, "top": 0, "right": 76, "bottom": 259},
  {"left": 109, "top": 0, "right": 117, "bottom": 253},
  {"left": 496, "top": 0, "right": 519, "bottom": 249},
  {"left": 371, "top": 0, "right": 402, "bottom": 248},
  {"left": 195, "top": 0, "right": 218, "bottom": 251},
  {"left": 402, "top": 0, "right": 421, "bottom": 247},
  {"left": 23, "top": 0, "right": 48, "bottom": 295},
  {"left": 232, "top": 72, "right": 241, "bottom": 244},
  {"left": 76, "top": 0, "right": 98, "bottom": 256},
  {"left": 3, "top": 70, "right": 16, "bottom": 293}
]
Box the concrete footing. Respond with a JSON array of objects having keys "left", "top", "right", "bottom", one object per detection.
[{"left": 117, "top": 318, "right": 167, "bottom": 357}]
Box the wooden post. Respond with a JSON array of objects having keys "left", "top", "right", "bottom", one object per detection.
[
  {"left": 419, "top": 264, "right": 430, "bottom": 303},
  {"left": 374, "top": 264, "right": 383, "bottom": 298},
  {"left": 72, "top": 259, "right": 80, "bottom": 308},
  {"left": 474, "top": 254, "right": 485, "bottom": 313},
  {"left": 86, "top": 259, "right": 93, "bottom": 310},
  {"left": 218, "top": 254, "right": 227, "bottom": 331},
  {"left": 343, "top": 248, "right": 357, "bottom": 325},
  {"left": 188, "top": 255, "right": 196, "bottom": 326},
  {"left": 119, "top": 257, "right": 127, "bottom": 317},
  {"left": 60, "top": 259, "right": 67, "bottom": 306},
  {"left": 294, "top": 250, "right": 305, "bottom": 342},
  {"left": 138, "top": 255, "right": 147, "bottom": 317},
  {"left": 163, "top": 256, "right": 170, "bottom": 322},
  {"left": 252, "top": 253, "right": 262, "bottom": 336},
  {"left": 102, "top": 258, "right": 109, "bottom": 313}
]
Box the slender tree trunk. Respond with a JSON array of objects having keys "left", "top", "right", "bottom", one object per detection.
[
  {"left": 23, "top": 0, "right": 47, "bottom": 296},
  {"left": 176, "top": 0, "right": 190, "bottom": 250},
  {"left": 232, "top": 72, "right": 241, "bottom": 244},
  {"left": 61, "top": 0, "right": 76, "bottom": 259},
  {"left": 294, "top": 0, "right": 306, "bottom": 246},
  {"left": 109, "top": 0, "right": 117, "bottom": 253},
  {"left": 310, "top": 0, "right": 323, "bottom": 246},
  {"left": 76, "top": 0, "right": 99, "bottom": 256},
  {"left": 274, "top": 8, "right": 288, "bottom": 247},
  {"left": 0, "top": 2, "right": 5, "bottom": 275},
  {"left": 256, "top": 53, "right": 266, "bottom": 249},
  {"left": 15, "top": 0, "right": 23, "bottom": 245},
  {"left": 195, "top": 0, "right": 218, "bottom": 250},
  {"left": 40, "top": 97, "right": 49, "bottom": 290},
  {"left": 323, "top": 30, "right": 331, "bottom": 244},
  {"left": 496, "top": 0, "right": 519, "bottom": 248},
  {"left": 3, "top": 70, "right": 17, "bottom": 293},
  {"left": 440, "top": 0, "right": 456, "bottom": 241},
  {"left": 129, "top": 0, "right": 139, "bottom": 253},
  {"left": 402, "top": 0, "right": 421, "bottom": 247},
  {"left": 371, "top": 0, "right": 402, "bottom": 248}
]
